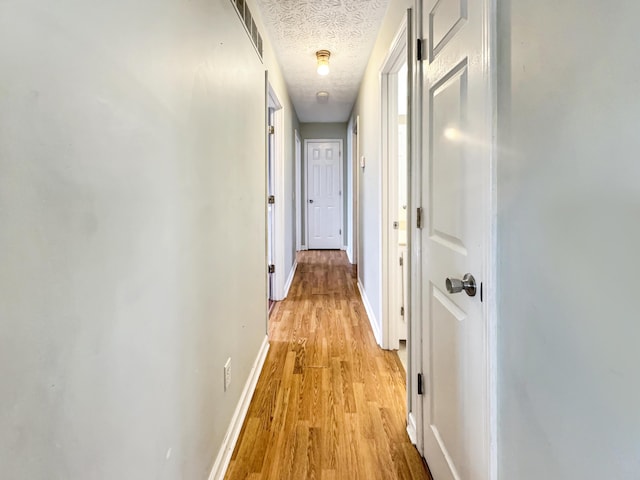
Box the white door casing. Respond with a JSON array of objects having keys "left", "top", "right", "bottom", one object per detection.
[
  {"left": 306, "top": 140, "right": 343, "bottom": 250},
  {"left": 295, "top": 129, "right": 302, "bottom": 251},
  {"left": 417, "top": 0, "right": 496, "bottom": 479},
  {"left": 353, "top": 116, "right": 360, "bottom": 268},
  {"left": 381, "top": 16, "right": 410, "bottom": 351},
  {"left": 267, "top": 105, "right": 275, "bottom": 303},
  {"left": 266, "top": 81, "right": 285, "bottom": 302}
]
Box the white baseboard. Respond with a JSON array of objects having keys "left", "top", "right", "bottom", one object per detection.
[
  {"left": 283, "top": 260, "right": 298, "bottom": 298},
  {"left": 407, "top": 412, "right": 417, "bottom": 445},
  {"left": 208, "top": 335, "right": 270, "bottom": 480},
  {"left": 357, "top": 280, "right": 382, "bottom": 346},
  {"left": 346, "top": 246, "right": 354, "bottom": 264}
]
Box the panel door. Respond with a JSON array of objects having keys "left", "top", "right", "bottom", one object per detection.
[
  {"left": 307, "top": 141, "right": 342, "bottom": 249},
  {"left": 419, "top": 0, "right": 493, "bottom": 478}
]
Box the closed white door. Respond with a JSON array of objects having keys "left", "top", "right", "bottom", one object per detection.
[
  {"left": 418, "top": 0, "right": 493, "bottom": 478},
  {"left": 307, "top": 141, "right": 342, "bottom": 249}
]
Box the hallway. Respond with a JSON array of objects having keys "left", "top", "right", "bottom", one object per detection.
[{"left": 225, "top": 251, "right": 430, "bottom": 480}]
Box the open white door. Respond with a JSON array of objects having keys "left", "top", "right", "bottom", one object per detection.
[
  {"left": 306, "top": 140, "right": 343, "bottom": 250},
  {"left": 417, "top": 0, "right": 495, "bottom": 478}
]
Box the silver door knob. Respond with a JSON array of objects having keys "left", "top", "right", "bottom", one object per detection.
[{"left": 446, "top": 273, "right": 477, "bottom": 297}]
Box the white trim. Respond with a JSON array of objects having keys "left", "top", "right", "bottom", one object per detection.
[
  {"left": 294, "top": 130, "right": 303, "bottom": 251},
  {"left": 411, "top": 0, "right": 425, "bottom": 456},
  {"left": 283, "top": 260, "right": 298, "bottom": 298},
  {"left": 357, "top": 280, "right": 382, "bottom": 347},
  {"left": 407, "top": 412, "right": 418, "bottom": 445},
  {"left": 208, "top": 336, "right": 270, "bottom": 480},
  {"left": 304, "top": 139, "right": 344, "bottom": 250},
  {"left": 380, "top": 18, "right": 409, "bottom": 352},
  {"left": 267, "top": 84, "right": 286, "bottom": 301},
  {"left": 346, "top": 248, "right": 354, "bottom": 265},
  {"left": 354, "top": 116, "right": 360, "bottom": 270}
]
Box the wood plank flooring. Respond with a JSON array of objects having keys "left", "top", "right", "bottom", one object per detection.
[{"left": 225, "top": 250, "right": 431, "bottom": 480}]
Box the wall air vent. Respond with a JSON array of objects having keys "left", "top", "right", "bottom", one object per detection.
[{"left": 231, "top": 0, "right": 264, "bottom": 61}]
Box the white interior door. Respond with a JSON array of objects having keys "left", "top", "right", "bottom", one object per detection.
[
  {"left": 418, "top": 0, "right": 493, "bottom": 478},
  {"left": 306, "top": 140, "right": 342, "bottom": 250}
]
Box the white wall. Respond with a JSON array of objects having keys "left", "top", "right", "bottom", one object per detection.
[
  {"left": 350, "top": 0, "right": 412, "bottom": 338},
  {"left": 0, "top": 0, "right": 294, "bottom": 477},
  {"left": 497, "top": 0, "right": 640, "bottom": 478}
]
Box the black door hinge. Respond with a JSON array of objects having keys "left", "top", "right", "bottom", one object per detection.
[
  {"left": 268, "top": 264, "right": 275, "bottom": 274},
  {"left": 417, "top": 38, "right": 423, "bottom": 61},
  {"left": 417, "top": 207, "right": 423, "bottom": 229},
  {"left": 417, "top": 373, "right": 424, "bottom": 395},
  {"left": 400, "top": 306, "right": 405, "bottom": 316}
]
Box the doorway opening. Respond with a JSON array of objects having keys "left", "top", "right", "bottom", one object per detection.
[
  {"left": 380, "top": 8, "right": 418, "bottom": 451},
  {"left": 381, "top": 16, "right": 410, "bottom": 353},
  {"left": 347, "top": 115, "right": 360, "bottom": 275},
  {"left": 266, "top": 82, "right": 283, "bottom": 316}
]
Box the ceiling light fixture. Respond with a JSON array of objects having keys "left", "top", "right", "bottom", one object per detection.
[
  {"left": 316, "top": 50, "right": 330, "bottom": 76},
  {"left": 316, "top": 91, "right": 330, "bottom": 104}
]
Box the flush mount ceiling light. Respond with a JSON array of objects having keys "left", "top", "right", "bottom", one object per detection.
[
  {"left": 316, "top": 91, "right": 329, "bottom": 104},
  {"left": 316, "top": 50, "right": 331, "bottom": 76}
]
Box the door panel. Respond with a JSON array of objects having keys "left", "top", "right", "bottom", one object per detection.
[
  {"left": 307, "top": 141, "right": 342, "bottom": 249},
  {"left": 430, "top": 61, "right": 467, "bottom": 253},
  {"left": 419, "top": 0, "right": 492, "bottom": 478}
]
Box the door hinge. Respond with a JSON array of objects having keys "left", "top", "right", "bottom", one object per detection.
[
  {"left": 417, "top": 38, "right": 423, "bottom": 61},
  {"left": 480, "top": 282, "right": 484, "bottom": 302},
  {"left": 417, "top": 373, "right": 424, "bottom": 395},
  {"left": 267, "top": 195, "right": 275, "bottom": 204},
  {"left": 399, "top": 256, "right": 403, "bottom": 267},
  {"left": 339, "top": 229, "right": 342, "bottom": 235},
  {"left": 400, "top": 306, "right": 405, "bottom": 316},
  {"left": 393, "top": 221, "right": 399, "bottom": 229},
  {"left": 416, "top": 207, "right": 423, "bottom": 229},
  {"left": 268, "top": 125, "right": 275, "bottom": 135},
  {"left": 268, "top": 264, "right": 275, "bottom": 274}
]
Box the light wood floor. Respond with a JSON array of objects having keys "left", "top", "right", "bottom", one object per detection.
[{"left": 225, "top": 250, "right": 431, "bottom": 480}]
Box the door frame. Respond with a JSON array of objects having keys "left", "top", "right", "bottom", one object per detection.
[
  {"left": 410, "top": 0, "right": 497, "bottom": 477},
  {"left": 348, "top": 115, "right": 360, "bottom": 268},
  {"left": 381, "top": 16, "right": 410, "bottom": 352},
  {"left": 304, "top": 139, "right": 344, "bottom": 250},
  {"left": 267, "top": 81, "right": 286, "bottom": 302},
  {"left": 295, "top": 129, "right": 303, "bottom": 251}
]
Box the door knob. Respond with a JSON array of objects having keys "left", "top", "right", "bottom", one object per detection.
[
  {"left": 309, "top": 199, "right": 314, "bottom": 203},
  {"left": 445, "top": 273, "right": 477, "bottom": 297}
]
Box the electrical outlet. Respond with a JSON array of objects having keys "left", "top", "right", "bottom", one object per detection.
[{"left": 224, "top": 358, "right": 231, "bottom": 391}]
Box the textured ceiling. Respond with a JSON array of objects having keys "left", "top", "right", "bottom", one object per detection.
[{"left": 255, "top": 0, "right": 390, "bottom": 123}]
